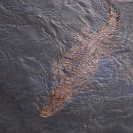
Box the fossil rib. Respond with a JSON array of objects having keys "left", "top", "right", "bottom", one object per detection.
[{"left": 40, "top": 2, "right": 120, "bottom": 117}]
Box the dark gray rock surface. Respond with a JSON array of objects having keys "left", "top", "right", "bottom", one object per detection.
[{"left": 0, "top": 0, "right": 133, "bottom": 133}]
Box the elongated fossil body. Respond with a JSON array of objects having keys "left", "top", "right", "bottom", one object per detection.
[{"left": 40, "top": 2, "right": 119, "bottom": 117}]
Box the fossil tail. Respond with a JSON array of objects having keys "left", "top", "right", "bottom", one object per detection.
[{"left": 107, "top": 0, "right": 120, "bottom": 23}]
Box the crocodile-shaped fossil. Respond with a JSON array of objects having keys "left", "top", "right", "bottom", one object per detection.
[{"left": 40, "top": 1, "right": 120, "bottom": 117}]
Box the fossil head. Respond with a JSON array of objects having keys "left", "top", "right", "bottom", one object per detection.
[
  {"left": 40, "top": 90, "right": 69, "bottom": 117},
  {"left": 40, "top": 106, "right": 55, "bottom": 118}
]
